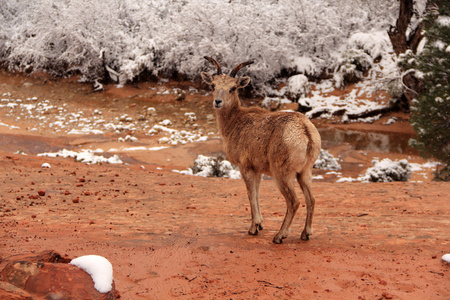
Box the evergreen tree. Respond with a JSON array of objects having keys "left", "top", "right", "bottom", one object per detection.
[{"left": 400, "top": 0, "right": 450, "bottom": 180}]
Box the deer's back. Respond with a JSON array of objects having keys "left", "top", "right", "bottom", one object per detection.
[{"left": 221, "top": 108, "right": 321, "bottom": 175}]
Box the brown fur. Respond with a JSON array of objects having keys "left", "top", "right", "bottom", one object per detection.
[{"left": 201, "top": 61, "right": 321, "bottom": 244}]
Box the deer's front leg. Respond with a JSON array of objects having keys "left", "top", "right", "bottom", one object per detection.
[{"left": 241, "top": 169, "right": 263, "bottom": 235}]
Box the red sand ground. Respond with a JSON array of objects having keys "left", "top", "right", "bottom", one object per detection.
[{"left": 0, "top": 71, "right": 449, "bottom": 299}]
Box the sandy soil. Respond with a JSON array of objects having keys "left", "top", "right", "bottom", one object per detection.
[{"left": 0, "top": 71, "right": 449, "bottom": 299}]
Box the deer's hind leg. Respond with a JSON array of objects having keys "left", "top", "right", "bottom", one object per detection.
[
  {"left": 241, "top": 168, "right": 263, "bottom": 235},
  {"left": 297, "top": 170, "right": 315, "bottom": 240},
  {"left": 272, "top": 174, "right": 300, "bottom": 244}
]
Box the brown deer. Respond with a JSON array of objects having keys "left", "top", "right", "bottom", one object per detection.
[{"left": 201, "top": 56, "right": 321, "bottom": 244}]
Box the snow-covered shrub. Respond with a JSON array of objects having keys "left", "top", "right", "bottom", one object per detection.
[
  {"left": 333, "top": 49, "right": 373, "bottom": 88},
  {"left": 348, "top": 31, "right": 392, "bottom": 60},
  {"left": 361, "top": 158, "right": 411, "bottom": 182},
  {"left": 287, "top": 74, "right": 309, "bottom": 101},
  {"left": 0, "top": 0, "right": 400, "bottom": 88},
  {"left": 313, "top": 149, "right": 341, "bottom": 171},
  {"left": 189, "top": 155, "right": 241, "bottom": 179},
  {"left": 290, "top": 57, "right": 322, "bottom": 77}
]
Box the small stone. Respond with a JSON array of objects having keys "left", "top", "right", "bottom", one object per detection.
[
  {"left": 382, "top": 292, "right": 393, "bottom": 299},
  {"left": 22, "top": 82, "right": 33, "bottom": 88},
  {"left": 38, "top": 190, "right": 46, "bottom": 196}
]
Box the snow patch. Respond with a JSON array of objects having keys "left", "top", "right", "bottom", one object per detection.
[
  {"left": 442, "top": 254, "right": 450, "bottom": 264},
  {"left": 148, "top": 125, "right": 208, "bottom": 145},
  {"left": 70, "top": 255, "right": 113, "bottom": 293},
  {"left": 37, "top": 149, "right": 123, "bottom": 164}
]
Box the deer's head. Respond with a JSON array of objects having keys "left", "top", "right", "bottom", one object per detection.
[{"left": 201, "top": 56, "right": 253, "bottom": 109}]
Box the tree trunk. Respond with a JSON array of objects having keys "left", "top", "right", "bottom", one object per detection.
[
  {"left": 388, "top": 0, "right": 428, "bottom": 109},
  {"left": 388, "top": 0, "right": 414, "bottom": 55}
]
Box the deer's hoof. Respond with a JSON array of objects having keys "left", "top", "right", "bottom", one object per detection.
[
  {"left": 272, "top": 235, "right": 285, "bottom": 244},
  {"left": 248, "top": 229, "right": 258, "bottom": 235},
  {"left": 248, "top": 223, "right": 263, "bottom": 235},
  {"left": 248, "top": 226, "right": 259, "bottom": 235},
  {"left": 300, "top": 231, "right": 310, "bottom": 241}
]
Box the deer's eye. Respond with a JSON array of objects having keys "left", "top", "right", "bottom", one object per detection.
[
  {"left": 211, "top": 84, "right": 216, "bottom": 90},
  {"left": 229, "top": 86, "right": 236, "bottom": 93}
]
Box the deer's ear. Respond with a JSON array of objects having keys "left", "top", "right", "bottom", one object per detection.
[
  {"left": 201, "top": 72, "right": 214, "bottom": 85},
  {"left": 238, "top": 76, "right": 250, "bottom": 89}
]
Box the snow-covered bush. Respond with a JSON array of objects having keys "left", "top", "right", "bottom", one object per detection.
[
  {"left": 287, "top": 74, "right": 309, "bottom": 101},
  {"left": 360, "top": 158, "right": 411, "bottom": 182},
  {"left": 333, "top": 49, "right": 373, "bottom": 88},
  {"left": 348, "top": 31, "right": 392, "bottom": 60},
  {"left": 313, "top": 149, "right": 341, "bottom": 171},
  {"left": 0, "top": 0, "right": 400, "bottom": 88},
  {"left": 290, "top": 56, "right": 322, "bottom": 78},
  {"left": 188, "top": 155, "right": 241, "bottom": 179}
]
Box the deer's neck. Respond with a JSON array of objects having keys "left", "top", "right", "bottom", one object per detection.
[{"left": 215, "top": 101, "right": 241, "bottom": 138}]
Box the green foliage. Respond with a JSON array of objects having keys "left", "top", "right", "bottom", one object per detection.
[{"left": 400, "top": 1, "right": 450, "bottom": 180}]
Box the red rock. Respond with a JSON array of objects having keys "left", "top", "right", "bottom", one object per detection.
[
  {"left": 0, "top": 250, "right": 118, "bottom": 300},
  {"left": 37, "top": 190, "right": 46, "bottom": 196},
  {"left": 382, "top": 292, "right": 393, "bottom": 299},
  {"left": 0, "top": 281, "right": 33, "bottom": 300}
]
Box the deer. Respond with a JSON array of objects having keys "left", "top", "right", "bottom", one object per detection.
[{"left": 201, "top": 56, "right": 321, "bottom": 244}]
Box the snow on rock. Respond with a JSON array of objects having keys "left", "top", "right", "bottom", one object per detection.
[
  {"left": 314, "top": 149, "right": 341, "bottom": 171},
  {"left": 41, "top": 163, "right": 51, "bottom": 168},
  {"left": 305, "top": 80, "right": 390, "bottom": 120},
  {"left": 159, "top": 119, "right": 172, "bottom": 126},
  {"left": 37, "top": 149, "right": 123, "bottom": 164},
  {"left": 70, "top": 255, "right": 113, "bottom": 293},
  {"left": 178, "top": 155, "right": 241, "bottom": 179},
  {"left": 118, "top": 135, "right": 139, "bottom": 142},
  {"left": 148, "top": 125, "right": 208, "bottom": 145},
  {"left": 360, "top": 158, "right": 412, "bottom": 182},
  {"left": 442, "top": 254, "right": 450, "bottom": 264}
]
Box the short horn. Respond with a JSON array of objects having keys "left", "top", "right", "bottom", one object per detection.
[
  {"left": 230, "top": 60, "right": 254, "bottom": 78},
  {"left": 204, "top": 56, "right": 222, "bottom": 75}
]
